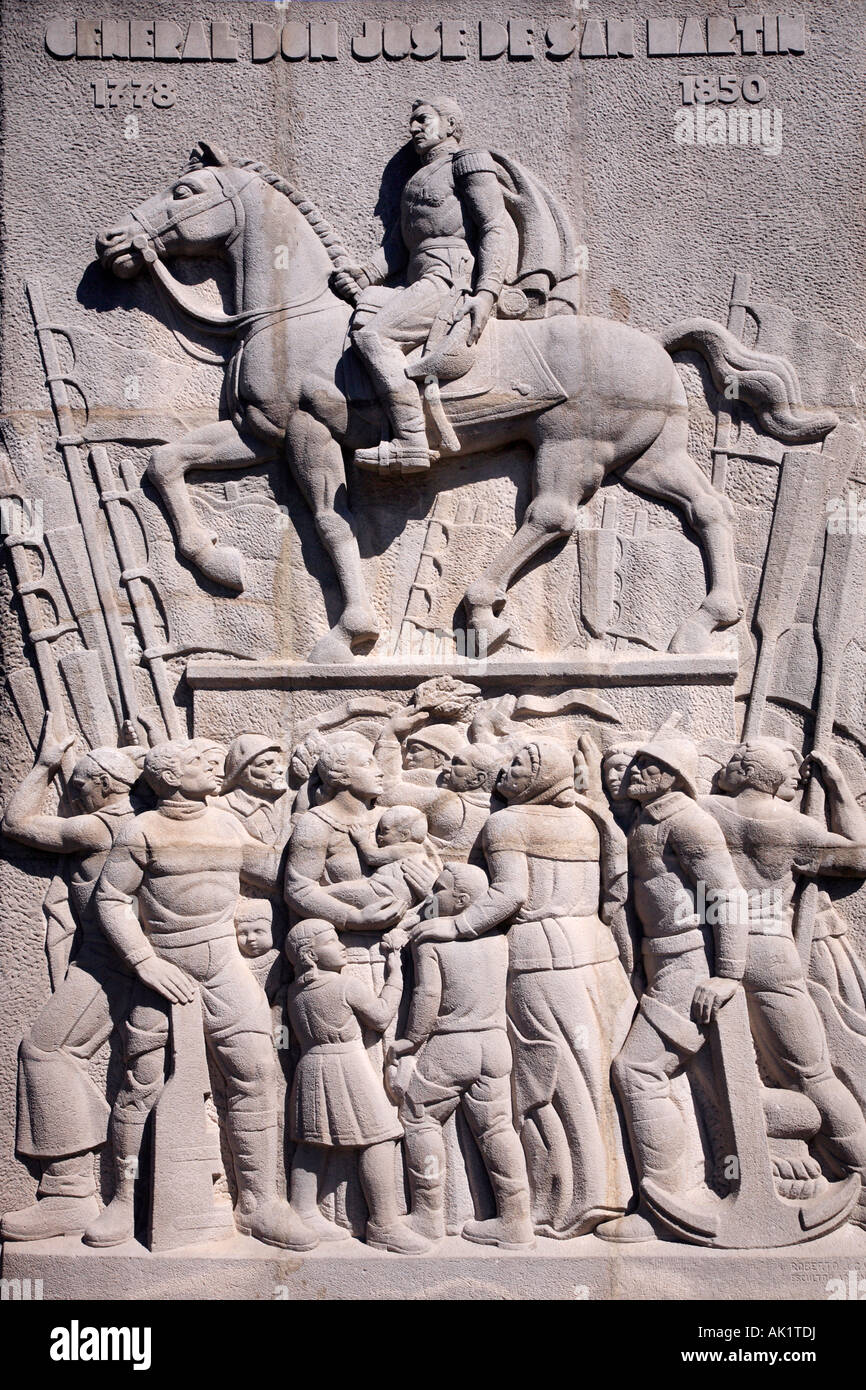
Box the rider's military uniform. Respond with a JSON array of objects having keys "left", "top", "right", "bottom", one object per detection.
[{"left": 350, "top": 146, "right": 512, "bottom": 471}]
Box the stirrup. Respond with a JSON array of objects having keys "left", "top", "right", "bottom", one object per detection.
[{"left": 353, "top": 437, "right": 430, "bottom": 476}]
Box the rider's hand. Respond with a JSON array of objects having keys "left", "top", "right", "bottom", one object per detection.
[
  {"left": 330, "top": 265, "right": 367, "bottom": 304},
  {"left": 37, "top": 713, "right": 75, "bottom": 772},
  {"left": 454, "top": 290, "right": 495, "bottom": 346},
  {"left": 136, "top": 955, "right": 197, "bottom": 1005},
  {"left": 691, "top": 976, "right": 739, "bottom": 1026}
]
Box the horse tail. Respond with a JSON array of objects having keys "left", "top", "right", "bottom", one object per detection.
[{"left": 660, "top": 316, "right": 838, "bottom": 444}]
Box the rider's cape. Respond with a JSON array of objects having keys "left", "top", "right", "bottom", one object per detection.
[{"left": 485, "top": 150, "right": 581, "bottom": 314}]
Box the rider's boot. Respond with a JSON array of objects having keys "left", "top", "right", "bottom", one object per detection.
[{"left": 351, "top": 336, "right": 431, "bottom": 475}]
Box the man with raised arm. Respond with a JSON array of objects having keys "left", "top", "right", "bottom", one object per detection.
[
  {"left": 1, "top": 717, "right": 144, "bottom": 1243},
  {"left": 701, "top": 737, "right": 866, "bottom": 1228}
]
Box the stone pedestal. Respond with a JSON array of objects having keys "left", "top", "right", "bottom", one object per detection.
[{"left": 5, "top": 1226, "right": 865, "bottom": 1302}]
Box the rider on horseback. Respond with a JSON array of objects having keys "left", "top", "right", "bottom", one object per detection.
[{"left": 331, "top": 98, "right": 512, "bottom": 476}]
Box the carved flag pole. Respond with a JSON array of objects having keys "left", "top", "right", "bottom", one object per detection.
[
  {"left": 793, "top": 523, "right": 866, "bottom": 969},
  {"left": 90, "top": 446, "right": 183, "bottom": 742},
  {"left": 742, "top": 450, "right": 827, "bottom": 739},
  {"left": 710, "top": 271, "right": 750, "bottom": 493},
  {"left": 27, "top": 280, "right": 145, "bottom": 744}
]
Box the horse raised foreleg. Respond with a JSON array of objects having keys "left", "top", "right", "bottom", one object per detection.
[
  {"left": 284, "top": 412, "right": 379, "bottom": 663},
  {"left": 147, "top": 419, "right": 275, "bottom": 591},
  {"left": 619, "top": 422, "right": 744, "bottom": 653},
  {"left": 464, "top": 438, "right": 601, "bottom": 654}
]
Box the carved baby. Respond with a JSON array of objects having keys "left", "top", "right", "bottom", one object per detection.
[
  {"left": 285, "top": 918, "right": 429, "bottom": 1254},
  {"left": 350, "top": 803, "right": 443, "bottom": 907},
  {"left": 389, "top": 863, "right": 534, "bottom": 1250}
]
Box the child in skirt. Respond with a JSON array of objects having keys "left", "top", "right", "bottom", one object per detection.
[{"left": 285, "top": 918, "right": 429, "bottom": 1254}]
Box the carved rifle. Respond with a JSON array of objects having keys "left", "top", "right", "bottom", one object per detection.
[{"left": 28, "top": 280, "right": 145, "bottom": 744}]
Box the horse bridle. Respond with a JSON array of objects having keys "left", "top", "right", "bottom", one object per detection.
[
  {"left": 127, "top": 166, "right": 254, "bottom": 262},
  {"left": 125, "top": 166, "right": 332, "bottom": 339}
]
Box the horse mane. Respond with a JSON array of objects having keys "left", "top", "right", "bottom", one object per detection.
[{"left": 234, "top": 156, "right": 351, "bottom": 269}]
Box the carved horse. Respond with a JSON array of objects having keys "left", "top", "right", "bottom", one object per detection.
[{"left": 96, "top": 143, "right": 836, "bottom": 663}]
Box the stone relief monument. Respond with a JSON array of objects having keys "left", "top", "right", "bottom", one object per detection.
[{"left": 2, "top": 0, "right": 866, "bottom": 1302}]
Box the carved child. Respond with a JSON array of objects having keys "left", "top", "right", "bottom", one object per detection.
[
  {"left": 235, "top": 897, "right": 282, "bottom": 1004},
  {"left": 389, "top": 864, "right": 534, "bottom": 1250},
  {"left": 351, "top": 803, "right": 442, "bottom": 907},
  {"left": 285, "top": 918, "right": 429, "bottom": 1254}
]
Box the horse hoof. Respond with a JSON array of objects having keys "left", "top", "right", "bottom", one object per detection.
[
  {"left": 307, "top": 629, "right": 355, "bottom": 664},
  {"left": 186, "top": 540, "right": 245, "bottom": 592},
  {"left": 341, "top": 606, "right": 380, "bottom": 647},
  {"left": 469, "top": 610, "right": 511, "bottom": 655},
  {"left": 464, "top": 581, "right": 506, "bottom": 613},
  {"left": 668, "top": 616, "right": 713, "bottom": 654}
]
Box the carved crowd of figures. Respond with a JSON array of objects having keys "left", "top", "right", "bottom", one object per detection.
[{"left": 4, "top": 675, "right": 866, "bottom": 1254}]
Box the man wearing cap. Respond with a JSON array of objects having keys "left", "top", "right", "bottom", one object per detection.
[
  {"left": 332, "top": 97, "right": 512, "bottom": 475},
  {"left": 597, "top": 736, "right": 748, "bottom": 1243},
  {"left": 374, "top": 712, "right": 498, "bottom": 858},
  {"left": 1, "top": 716, "right": 145, "bottom": 1242},
  {"left": 216, "top": 732, "right": 292, "bottom": 848},
  {"left": 701, "top": 737, "right": 866, "bottom": 1226}
]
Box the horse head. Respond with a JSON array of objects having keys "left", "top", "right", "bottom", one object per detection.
[{"left": 96, "top": 141, "right": 252, "bottom": 279}]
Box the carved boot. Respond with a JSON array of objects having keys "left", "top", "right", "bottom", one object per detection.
[
  {"left": 365, "top": 1218, "right": 432, "bottom": 1254},
  {"left": 2, "top": 1194, "right": 99, "bottom": 1242},
  {"left": 232, "top": 1118, "right": 317, "bottom": 1251},
  {"left": 352, "top": 354, "right": 431, "bottom": 474},
  {"left": 353, "top": 433, "right": 431, "bottom": 476},
  {"left": 594, "top": 1207, "right": 658, "bottom": 1244},
  {"left": 405, "top": 1171, "right": 446, "bottom": 1244},
  {"left": 83, "top": 1141, "right": 141, "bottom": 1247},
  {"left": 462, "top": 1190, "right": 535, "bottom": 1251},
  {"left": 83, "top": 1189, "right": 135, "bottom": 1248}
]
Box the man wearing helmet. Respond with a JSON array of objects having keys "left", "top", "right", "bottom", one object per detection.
[
  {"left": 216, "top": 731, "right": 291, "bottom": 848},
  {"left": 597, "top": 737, "right": 748, "bottom": 1243}
]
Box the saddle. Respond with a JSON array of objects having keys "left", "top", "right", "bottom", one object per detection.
[{"left": 339, "top": 309, "right": 568, "bottom": 457}]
